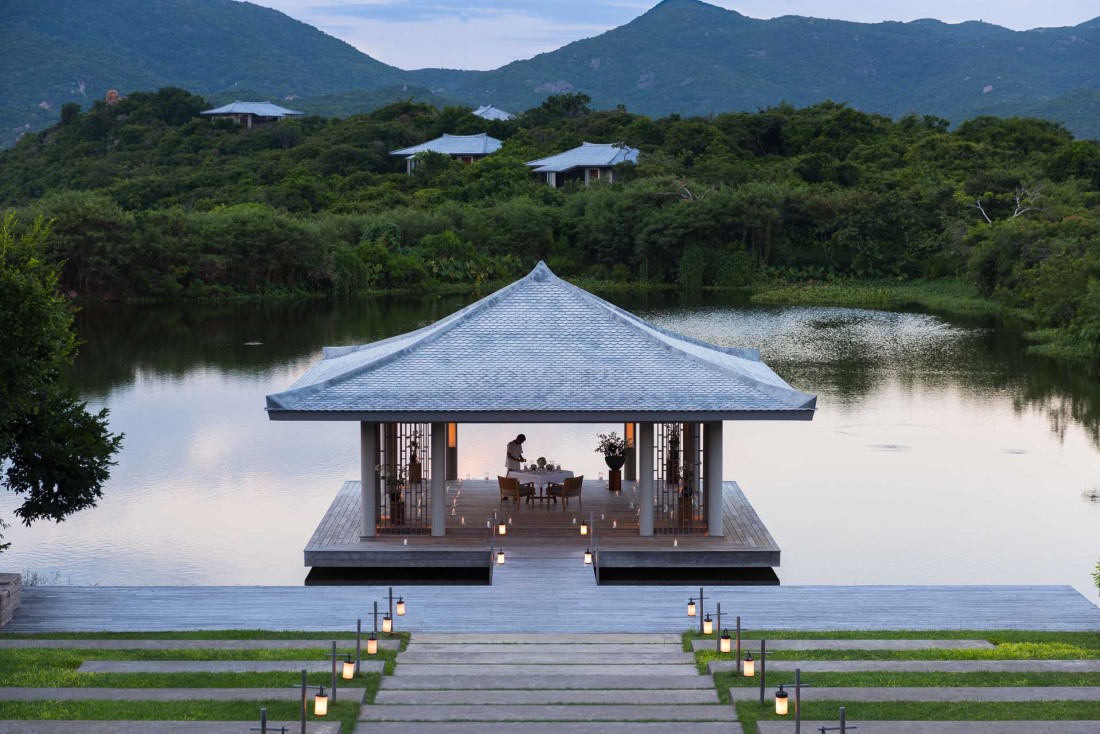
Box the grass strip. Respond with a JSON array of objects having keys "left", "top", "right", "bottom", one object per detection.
[
  {"left": 1, "top": 630, "right": 411, "bottom": 648},
  {"left": 0, "top": 670, "right": 382, "bottom": 694},
  {"left": 0, "top": 699, "right": 360, "bottom": 732},
  {"left": 736, "top": 700, "right": 1100, "bottom": 731},
  {"left": 682, "top": 630, "right": 1100, "bottom": 648}
]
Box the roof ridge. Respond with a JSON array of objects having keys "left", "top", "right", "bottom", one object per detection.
[
  {"left": 266, "top": 268, "right": 544, "bottom": 410},
  {"left": 544, "top": 269, "right": 816, "bottom": 410}
]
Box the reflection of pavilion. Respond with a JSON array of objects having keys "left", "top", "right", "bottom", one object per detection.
[{"left": 265, "top": 263, "right": 816, "bottom": 583}]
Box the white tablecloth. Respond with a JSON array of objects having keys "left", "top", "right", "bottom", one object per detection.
[{"left": 507, "top": 469, "right": 574, "bottom": 490}]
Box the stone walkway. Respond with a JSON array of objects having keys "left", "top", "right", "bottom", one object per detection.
[
  {"left": 757, "top": 724, "right": 1100, "bottom": 734},
  {"left": 0, "top": 639, "right": 399, "bottom": 650},
  {"left": 358, "top": 633, "right": 734, "bottom": 734},
  {"left": 729, "top": 686, "right": 1100, "bottom": 702},
  {"left": 710, "top": 659, "right": 1100, "bottom": 674}
]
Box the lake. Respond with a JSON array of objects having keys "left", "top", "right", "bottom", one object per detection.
[{"left": 1, "top": 293, "right": 1097, "bottom": 600}]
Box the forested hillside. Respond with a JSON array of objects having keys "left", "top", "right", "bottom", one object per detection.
[{"left": 1, "top": 88, "right": 1098, "bottom": 359}]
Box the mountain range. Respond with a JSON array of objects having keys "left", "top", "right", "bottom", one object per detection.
[{"left": 4, "top": 0, "right": 1099, "bottom": 148}]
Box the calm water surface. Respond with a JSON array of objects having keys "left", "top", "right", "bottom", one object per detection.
[{"left": 2, "top": 294, "right": 1097, "bottom": 600}]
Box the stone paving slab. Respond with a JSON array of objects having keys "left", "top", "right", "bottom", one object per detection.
[
  {"left": 353, "top": 724, "right": 737, "bottom": 734},
  {"left": 381, "top": 674, "right": 716, "bottom": 690},
  {"left": 0, "top": 687, "right": 367, "bottom": 702},
  {"left": 394, "top": 663, "right": 699, "bottom": 677},
  {"left": 359, "top": 703, "right": 734, "bottom": 722},
  {"left": 78, "top": 660, "right": 384, "bottom": 674},
  {"left": 757, "top": 723, "right": 1100, "bottom": 734},
  {"left": 730, "top": 686, "right": 1100, "bottom": 702},
  {"left": 411, "top": 633, "right": 683, "bottom": 644},
  {"left": 398, "top": 651, "right": 693, "bottom": 664},
  {"left": 0, "top": 723, "right": 339, "bottom": 733},
  {"left": 709, "top": 659, "right": 1100, "bottom": 674},
  {"left": 407, "top": 643, "right": 676, "bottom": 655},
  {"left": 0, "top": 638, "right": 398, "bottom": 650},
  {"left": 690, "top": 639, "right": 994, "bottom": 651},
  {"left": 375, "top": 689, "right": 718, "bottom": 704}
]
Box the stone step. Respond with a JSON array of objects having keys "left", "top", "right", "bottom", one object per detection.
[
  {"left": 0, "top": 638, "right": 399, "bottom": 650},
  {"left": 375, "top": 689, "right": 718, "bottom": 705},
  {"left": 353, "top": 724, "right": 737, "bottom": 734},
  {"left": 359, "top": 703, "right": 734, "bottom": 722},
  {"left": 0, "top": 724, "right": 338, "bottom": 734},
  {"left": 398, "top": 651, "right": 693, "bottom": 665},
  {"left": 709, "top": 659, "right": 1100, "bottom": 674},
  {"left": 394, "top": 663, "right": 699, "bottom": 677},
  {"left": 411, "top": 633, "right": 681, "bottom": 644},
  {"left": 757, "top": 723, "right": 1100, "bottom": 734},
  {"left": 0, "top": 687, "right": 368, "bottom": 702},
  {"left": 690, "top": 638, "right": 994, "bottom": 651},
  {"left": 406, "top": 643, "right": 680, "bottom": 655},
  {"left": 730, "top": 686, "right": 1100, "bottom": 702},
  {"left": 381, "top": 675, "right": 716, "bottom": 690},
  {"left": 77, "top": 660, "right": 384, "bottom": 674}
]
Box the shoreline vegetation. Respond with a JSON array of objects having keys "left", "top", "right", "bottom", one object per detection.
[{"left": 2, "top": 88, "right": 1098, "bottom": 361}]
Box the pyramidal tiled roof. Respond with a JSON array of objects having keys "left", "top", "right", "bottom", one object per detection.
[
  {"left": 199, "top": 101, "right": 302, "bottom": 117},
  {"left": 526, "top": 142, "right": 639, "bottom": 173},
  {"left": 265, "top": 262, "right": 816, "bottom": 421},
  {"left": 473, "top": 104, "right": 514, "bottom": 121},
  {"left": 390, "top": 133, "right": 502, "bottom": 157}
]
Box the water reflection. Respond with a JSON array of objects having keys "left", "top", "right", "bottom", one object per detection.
[{"left": 0, "top": 293, "right": 1092, "bottom": 597}]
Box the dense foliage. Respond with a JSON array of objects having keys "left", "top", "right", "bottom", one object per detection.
[
  {"left": 1, "top": 87, "right": 1098, "bottom": 359},
  {"left": 6, "top": 0, "right": 1100, "bottom": 147},
  {"left": 0, "top": 215, "right": 123, "bottom": 553}
]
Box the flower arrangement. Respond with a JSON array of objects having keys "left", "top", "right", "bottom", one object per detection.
[
  {"left": 594, "top": 431, "right": 626, "bottom": 457},
  {"left": 536, "top": 456, "right": 547, "bottom": 468}
]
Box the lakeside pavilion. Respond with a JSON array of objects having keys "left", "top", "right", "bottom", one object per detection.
[{"left": 265, "top": 262, "right": 816, "bottom": 582}]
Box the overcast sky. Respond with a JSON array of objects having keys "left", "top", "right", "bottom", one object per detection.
[{"left": 247, "top": 0, "right": 1100, "bottom": 70}]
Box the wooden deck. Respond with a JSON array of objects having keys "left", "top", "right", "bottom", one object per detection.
[{"left": 304, "top": 480, "right": 780, "bottom": 577}]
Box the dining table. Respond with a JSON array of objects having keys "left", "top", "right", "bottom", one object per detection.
[{"left": 507, "top": 468, "right": 574, "bottom": 503}]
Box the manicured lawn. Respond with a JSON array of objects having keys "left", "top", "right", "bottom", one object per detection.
[
  {"left": 0, "top": 630, "right": 411, "bottom": 649},
  {"left": 682, "top": 630, "right": 1100, "bottom": 648}
]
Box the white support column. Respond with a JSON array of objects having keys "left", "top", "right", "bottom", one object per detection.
[
  {"left": 639, "top": 422, "right": 654, "bottom": 536},
  {"left": 705, "top": 421, "right": 724, "bottom": 536},
  {"left": 430, "top": 422, "right": 446, "bottom": 537},
  {"left": 360, "top": 422, "right": 378, "bottom": 538}
]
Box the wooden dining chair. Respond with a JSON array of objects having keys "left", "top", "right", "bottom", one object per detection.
[
  {"left": 498, "top": 476, "right": 535, "bottom": 508},
  {"left": 547, "top": 475, "right": 583, "bottom": 509}
]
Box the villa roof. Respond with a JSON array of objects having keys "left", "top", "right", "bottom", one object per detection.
[
  {"left": 473, "top": 104, "right": 515, "bottom": 121},
  {"left": 266, "top": 262, "right": 816, "bottom": 422},
  {"left": 391, "top": 133, "right": 502, "bottom": 157},
  {"left": 199, "top": 101, "right": 303, "bottom": 117},
  {"left": 526, "top": 142, "right": 640, "bottom": 173}
]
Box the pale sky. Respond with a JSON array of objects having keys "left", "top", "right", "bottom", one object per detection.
[{"left": 246, "top": 0, "right": 1100, "bottom": 70}]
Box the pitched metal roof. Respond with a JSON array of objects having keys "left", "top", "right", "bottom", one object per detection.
[
  {"left": 390, "top": 133, "right": 502, "bottom": 157},
  {"left": 199, "top": 101, "right": 303, "bottom": 117},
  {"left": 473, "top": 104, "right": 515, "bottom": 121},
  {"left": 526, "top": 142, "right": 640, "bottom": 173},
  {"left": 265, "top": 262, "right": 816, "bottom": 422}
]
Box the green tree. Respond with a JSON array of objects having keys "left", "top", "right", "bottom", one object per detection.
[{"left": 0, "top": 214, "right": 122, "bottom": 552}]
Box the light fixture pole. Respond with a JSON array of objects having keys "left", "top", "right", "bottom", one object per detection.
[
  {"left": 735, "top": 615, "right": 741, "bottom": 674},
  {"left": 758, "top": 638, "right": 770, "bottom": 705},
  {"left": 249, "top": 707, "right": 289, "bottom": 734},
  {"left": 714, "top": 602, "right": 722, "bottom": 652},
  {"left": 817, "top": 706, "right": 856, "bottom": 734},
  {"left": 296, "top": 668, "right": 331, "bottom": 734},
  {"left": 697, "top": 587, "right": 704, "bottom": 634}
]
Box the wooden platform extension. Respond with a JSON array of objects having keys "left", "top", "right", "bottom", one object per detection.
[{"left": 305, "top": 480, "right": 780, "bottom": 581}]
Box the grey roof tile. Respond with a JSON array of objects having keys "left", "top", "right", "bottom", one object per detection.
[
  {"left": 526, "top": 142, "right": 639, "bottom": 173},
  {"left": 266, "top": 263, "right": 816, "bottom": 419},
  {"left": 391, "top": 133, "right": 502, "bottom": 157},
  {"left": 199, "top": 101, "right": 302, "bottom": 117}
]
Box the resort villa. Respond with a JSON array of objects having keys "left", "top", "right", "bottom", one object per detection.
[
  {"left": 390, "top": 133, "right": 503, "bottom": 174},
  {"left": 266, "top": 262, "right": 816, "bottom": 583},
  {"left": 473, "top": 104, "right": 515, "bottom": 121},
  {"left": 198, "top": 101, "right": 303, "bottom": 129},
  {"left": 525, "top": 142, "right": 640, "bottom": 187}
]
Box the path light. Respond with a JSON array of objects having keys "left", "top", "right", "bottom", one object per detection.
[
  {"left": 498, "top": 519, "right": 507, "bottom": 536},
  {"left": 342, "top": 654, "right": 355, "bottom": 680},
  {"left": 382, "top": 613, "right": 393, "bottom": 634},
  {"left": 687, "top": 598, "right": 696, "bottom": 617},
  {"left": 743, "top": 652, "right": 755, "bottom": 677},
  {"left": 314, "top": 687, "right": 328, "bottom": 716},
  {"left": 703, "top": 614, "right": 713, "bottom": 635},
  {"left": 366, "top": 633, "right": 378, "bottom": 655},
  {"left": 775, "top": 685, "right": 789, "bottom": 715},
  {"left": 583, "top": 548, "right": 593, "bottom": 565},
  {"left": 720, "top": 630, "right": 732, "bottom": 654},
  {"left": 496, "top": 547, "right": 506, "bottom": 565},
  {"left": 580, "top": 518, "right": 589, "bottom": 536},
  {"left": 396, "top": 597, "right": 406, "bottom": 616}
]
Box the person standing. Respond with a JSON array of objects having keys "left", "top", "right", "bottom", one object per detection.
[{"left": 505, "top": 434, "right": 526, "bottom": 472}]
